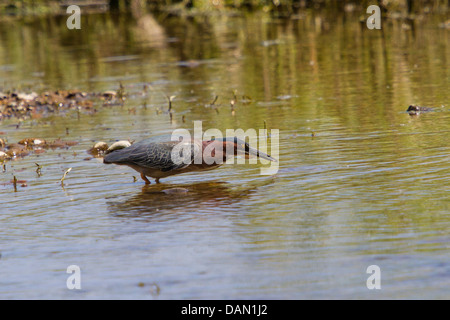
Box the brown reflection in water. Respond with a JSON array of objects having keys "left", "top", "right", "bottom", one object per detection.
[{"left": 107, "top": 179, "right": 274, "bottom": 221}]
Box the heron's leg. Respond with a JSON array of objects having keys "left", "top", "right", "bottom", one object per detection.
[
  {"left": 155, "top": 178, "right": 160, "bottom": 184},
  {"left": 140, "top": 173, "right": 151, "bottom": 184}
]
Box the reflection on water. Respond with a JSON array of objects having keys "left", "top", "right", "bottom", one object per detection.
[
  {"left": 107, "top": 180, "right": 269, "bottom": 221},
  {"left": 0, "top": 8, "right": 449, "bottom": 299}
]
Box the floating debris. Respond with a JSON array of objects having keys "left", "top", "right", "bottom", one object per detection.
[
  {"left": 18, "top": 138, "right": 46, "bottom": 146},
  {"left": 4, "top": 144, "right": 29, "bottom": 159},
  {"left": 0, "top": 151, "right": 9, "bottom": 161},
  {"left": 0, "top": 87, "right": 130, "bottom": 121},
  {"left": 88, "top": 141, "right": 109, "bottom": 157},
  {"left": 101, "top": 91, "right": 117, "bottom": 99},
  {"left": 407, "top": 105, "right": 433, "bottom": 115},
  {"left": 0, "top": 137, "right": 78, "bottom": 164},
  {"left": 101, "top": 87, "right": 126, "bottom": 106},
  {"left": 106, "top": 140, "right": 132, "bottom": 154},
  {"left": 136, "top": 282, "right": 161, "bottom": 296},
  {"left": 88, "top": 140, "right": 132, "bottom": 157}
]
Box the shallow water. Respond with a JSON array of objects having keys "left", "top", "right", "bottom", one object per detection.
[{"left": 0, "top": 9, "right": 449, "bottom": 299}]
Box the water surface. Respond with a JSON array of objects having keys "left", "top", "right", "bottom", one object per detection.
[{"left": 0, "top": 10, "right": 449, "bottom": 299}]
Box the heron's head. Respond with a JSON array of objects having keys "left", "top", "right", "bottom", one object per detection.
[{"left": 211, "top": 137, "right": 277, "bottom": 162}]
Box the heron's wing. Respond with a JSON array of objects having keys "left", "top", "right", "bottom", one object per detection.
[{"left": 105, "top": 140, "right": 200, "bottom": 172}]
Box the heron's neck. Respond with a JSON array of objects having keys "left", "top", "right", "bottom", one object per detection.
[{"left": 202, "top": 140, "right": 231, "bottom": 163}]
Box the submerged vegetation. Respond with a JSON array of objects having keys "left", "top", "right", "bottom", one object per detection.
[
  {"left": 0, "top": 89, "right": 127, "bottom": 121},
  {"left": 0, "top": 137, "right": 79, "bottom": 161}
]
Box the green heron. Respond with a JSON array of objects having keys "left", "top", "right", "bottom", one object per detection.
[{"left": 103, "top": 135, "right": 277, "bottom": 184}]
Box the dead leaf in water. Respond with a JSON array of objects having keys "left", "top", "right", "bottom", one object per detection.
[
  {"left": 5, "top": 144, "right": 29, "bottom": 158},
  {"left": 18, "top": 138, "right": 46, "bottom": 146},
  {"left": 88, "top": 141, "right": 108, "bottom": 157},
  {"left": 106, "top": 140, "right": 132, "bottom": 154},
  {"left": 101, "top": 91, "right": 117, "bottom": 100},
  {"left": 0, "top": 151, "right": 10, "bottom": 160}
]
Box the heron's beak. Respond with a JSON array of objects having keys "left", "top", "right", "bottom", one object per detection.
[{"left": 246, "top": 145, "right": 277, "bottom": 162}]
